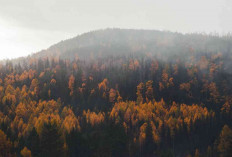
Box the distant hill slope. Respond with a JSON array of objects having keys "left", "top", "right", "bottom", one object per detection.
[{"left": 30, "top": 28, "right": 232, "bottom": 60}]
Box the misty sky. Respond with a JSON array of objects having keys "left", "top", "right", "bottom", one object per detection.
[{"left": 0, "top": 0, "right": 231, "bottom": 59}]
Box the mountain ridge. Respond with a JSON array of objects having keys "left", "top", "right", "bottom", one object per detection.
[
  {"left": 2, "top": 28, "right": 232, "bottom": 64},
  {"left": 30, "top": 28, "right": 232, "bottom": 60}
]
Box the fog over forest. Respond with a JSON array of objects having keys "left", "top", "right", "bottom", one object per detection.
[
  {"left": 0, "top": 0, "right": 232, "bottom": 59},
  {"left": 0, "top": 1, "right": 232, "bottom": 157}
]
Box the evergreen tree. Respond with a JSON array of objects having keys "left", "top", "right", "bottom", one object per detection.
[
  {"left": 27, "top": 127, "right": 40, "bottom": 157},
  {"left": 217, "top": 125, "right": 232, "bottom": 157},
  {"left": 40, "top": 122, "right": 65, "bottom": 157},
  {"left": 144, "top": 122, "right": 155, "bottom": 156}
]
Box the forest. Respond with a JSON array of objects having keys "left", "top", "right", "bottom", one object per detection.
[{"left": 0, "top": 29, "right": 232, "bottom": 157}]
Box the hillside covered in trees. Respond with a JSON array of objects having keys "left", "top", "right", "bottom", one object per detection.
[{"left": 0, "top": 29, "right": 232, "bottom": 157}]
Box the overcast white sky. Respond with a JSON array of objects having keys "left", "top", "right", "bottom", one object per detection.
[{"left": 0, "top": 0, "right": 231, "bottom": 59}]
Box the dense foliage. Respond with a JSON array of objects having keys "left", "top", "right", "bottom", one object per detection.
[{"left": 0, "top": 29, "right": 232, "bottom": 157}]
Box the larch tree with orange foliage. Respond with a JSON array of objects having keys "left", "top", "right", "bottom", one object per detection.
[
  {"left": 68, "top": 75, "right": 75, "bottom": 96},
  {"left": 136, "top": 82, "right": 144, "bottom": 104}
]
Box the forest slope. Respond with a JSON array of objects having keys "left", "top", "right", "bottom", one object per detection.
[{"left": 0, "top": 29, "right": 232, "bottom": 157}]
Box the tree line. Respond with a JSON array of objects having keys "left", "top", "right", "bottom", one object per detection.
[{"left": 0, "top": 50, "right": 232, "bottom": 156}]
